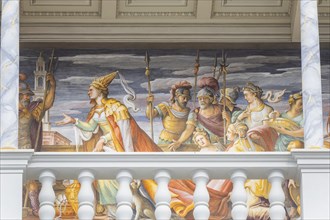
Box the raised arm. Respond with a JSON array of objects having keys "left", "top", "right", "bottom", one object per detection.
[{"left": 44, "top": 74, "right": 56, "bottom": 110}]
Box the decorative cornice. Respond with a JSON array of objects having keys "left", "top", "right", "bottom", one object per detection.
[
  {"left": 213, "top": 12, "right": 290, "bottom": 17},
  {"left": 117, "top": 11, "right": 196, "bottom": 17},
  {"left": 319, "top": 13, "right": 330, "bottom": 17},
  {"left": 22, "top": 11, "right": 101, "bottom": 17}
]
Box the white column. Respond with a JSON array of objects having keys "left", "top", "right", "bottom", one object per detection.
[
  {"left": 292, "top": 150, "right": 330, "bottom": 219},
  {"left": 155, "top": 170, "right": 171, "bottom": 220},
  {"left": 300, "top": 0, "right": 324, "bottom": 149},
  {"left": 39, "top": 170, "right": 56, "bottom": 220},
  {"left": 193, "top": 170, "right": 210, "bottom": 220},
  {"left": 268, "top": 170, "right": 285, "bottom": 220},
  {"left": 230, "top": 170, "right": 248, "bottom": 220},
  {"left": 0, "top": 150, "right": 33, "bottom": 220},
  {"left": 116, "top": 170, "right": 133, "bottom": 220},
  {"left": 0, "top": 0, "right": 20, "bottom": 149},
  {"left": 78, "top": 170, "right": 95, "bottom": 220}
]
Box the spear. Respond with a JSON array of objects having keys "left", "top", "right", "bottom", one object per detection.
[
  {"left": 145, "top": 51, "right": 154, "bottom": 140},
  {"left": 193, "top": 50, "right": 200, "bottom": 109},
  {"left": 34, "top": 49, "right": 57, "bottom": 151},
  {"left": 220, "top": 50, "right": 229, "bottom": 145},
  {"left": 212, "top": 53, "right": 217, "bottom": 78}
]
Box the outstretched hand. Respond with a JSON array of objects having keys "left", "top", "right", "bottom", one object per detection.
[
  {"left": 168, "top": 140, "right": 182, "bottom": 152},
  {"left": 55, "top": 113, "right": 76, "bottom": 126}
]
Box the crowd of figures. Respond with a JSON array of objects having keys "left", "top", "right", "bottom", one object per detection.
[{"left": 19, "top": 70, "right": 308, "bottom": 219}]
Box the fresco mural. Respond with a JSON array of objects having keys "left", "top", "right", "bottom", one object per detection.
[{"left": 19, "top": 48, "right": 330, "bottom": 219}]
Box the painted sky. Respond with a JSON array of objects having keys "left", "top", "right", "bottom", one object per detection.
[{"left": 20, "top": 49, "right": 330, "bottom": 144}]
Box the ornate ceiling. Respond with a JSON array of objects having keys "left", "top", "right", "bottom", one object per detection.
[{"left": 1, "top": 0, "right": 329, "bottom": 46}]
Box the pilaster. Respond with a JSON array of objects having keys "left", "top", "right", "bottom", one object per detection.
[
  {"left": 292, "top": 149, "right": 330, "bottom": 219},
  {"left": 0, "top": 150, "right": 33, "bottom": 220}
]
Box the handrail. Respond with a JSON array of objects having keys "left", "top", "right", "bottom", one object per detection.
[{"left": 26, "top": 151, "right": 298, "bottom": 180}]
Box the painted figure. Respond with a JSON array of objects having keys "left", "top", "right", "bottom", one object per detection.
[
  {"left": 169, "top": 77, "right": 227, "bottom": 151},
  {"left": 56, "top": 72, "right": 161, "bottom": 218},
  {"left": 236, "top": 82, "right": 278, "bottom": 151},
  {"left": 146, "top": 81, "right": 192, "bottom": 149},
  {"left": 226, "top": 123, "right": 265, "bottom": 152},
  {"left": 219, "top": 87, "right": 242, "bottom": 124},
  {"left": 19, "top": 72, "right": 56, "bottom": 216},
  {"left": 19, "top": 73, "right": 56, "bottom": 150},
  {"left": 273, "top": 92, "right": 304, "bottom": 151},
  {"left": 264, "top": 92, "right": 304, "bottom": 218},
  {"left": 192, "top": 128, "right": 222, "bottom": 152},
  {"left": 226, "top": 123, "right": 271, "bottom": 220}
]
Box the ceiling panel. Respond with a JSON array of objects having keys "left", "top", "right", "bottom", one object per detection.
[
  {"left": 212, "top": 0, "right": 291, "bottom": 17},
  {"left": 117, "top": 0, "right": 197, "bottom": 17},
  {"left": 21, "top": 0, "right": 101, "bottom": 17}
]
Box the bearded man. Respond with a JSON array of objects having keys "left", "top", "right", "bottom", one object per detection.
[
  {"left": 169, "top": 77, "right": 229, "bottom": 151},
  {"left": 146, "top": 81, "right": 192, "bottom": 150}
]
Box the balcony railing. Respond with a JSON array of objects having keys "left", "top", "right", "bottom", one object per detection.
[{"left": 1, "top": 149, "right": 329, "bottom": 220}]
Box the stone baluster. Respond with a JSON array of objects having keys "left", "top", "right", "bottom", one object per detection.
[
  {"left": 78, "top": 170, "right": 95, "bottom": 219},
  {"left": 300, "top": 0, "right": 324, "bottom": 148},
  {"left": 38, "top": 170, "right": 56, "bottom": 220},
  {"left": 155, "top": 170, "right": 171, "bottom": 220},
  {"left": 230, "top": 170, "right": 248, "bottom": 220},
  {"left": 268, "top": 170, "right": 285, "bottom": 220},
  {"left": 116, "top": 170, "right": 133, "bottom": 220},
  {"left": 193, "top": 170, "right": 210, "bottom": 220},
  {"left": 0, "top": 0, "right": 20, "bottom": 149}
]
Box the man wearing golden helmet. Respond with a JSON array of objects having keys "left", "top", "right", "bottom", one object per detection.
[
  {"left": 56, "top": 71, "right": 162, "bottom": 217},
  {"left": 146, "top": 80, "right": 192, "bottom": 149}
]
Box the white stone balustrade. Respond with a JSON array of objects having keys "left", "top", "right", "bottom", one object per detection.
[
  {"left": 78, "top": 170, "right": 95, "bottom": 220},
  {"left": 230, "top": 170, "right": 248, "bottom": 220},
  {"left": 268, "top": 170, "right": 286, "bottom": 220},
  {"left": 155, "top": 170, "right": 172, "bottom": 220},
  {"left": 38, "top": 170, "right": 56, "bottom": 220},
  {"left": 193, "top": 170, "right": 210, "bottom": 220},
  {"left": 116, "top": 170, "right": 133, "bottom": 220},
  {"left": 0, "top": 151, "right": 329, "bottom": 219}
]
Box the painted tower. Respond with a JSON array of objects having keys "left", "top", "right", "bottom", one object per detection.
[{"left": 33, "top": 53, "right": 51, "bottom": 131}]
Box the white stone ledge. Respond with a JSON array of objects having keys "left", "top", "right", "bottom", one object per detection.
[
  {"left": 1, "top": 150, "right": 328, "bottom": 182},
  {"left": 25, "top": 152, "right": 296, "bottom": 180}
]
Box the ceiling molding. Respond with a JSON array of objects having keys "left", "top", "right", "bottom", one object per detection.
[
  {"left": 212, "top": 12, "right": 289, "bottom": 17},
  {"left": 0, "top": 0, "right": 329, "bottom": 43},
  {"left": 21, "top": 11, "right": 101, "bottom": 17}
]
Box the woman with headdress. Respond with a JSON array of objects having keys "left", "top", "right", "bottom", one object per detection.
[
  {"left": 56, "top": 71, "right": 162, "bottom": 217},
  {"left": 236, "top": 82, "right": 278, "bottom": 151},
  {"left": 226, "top": 122, "right": 271, "bottom": 220},
  {"left": 272, "top": 92, "right": 304, "bottom": 151},
  {"left": 264, "top": 92, "right": 304, "bottom": 218}
]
